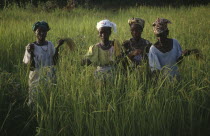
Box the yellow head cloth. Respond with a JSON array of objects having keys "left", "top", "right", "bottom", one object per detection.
[{"left": 128, "top": 18, "right": 145, "bottom": 29}]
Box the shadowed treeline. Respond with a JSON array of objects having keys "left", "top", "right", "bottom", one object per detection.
[
  {"left": 0, "top": 4, "right": 209, "bottom": 136},
  {"left": 0, "top": 0, "right": 209, "bottom": 9}
]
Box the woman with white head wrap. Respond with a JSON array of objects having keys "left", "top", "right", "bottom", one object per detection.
[
  {"left": 82, "top": 19, "right": 121, "bottom": 80},
  {"left": 96, "top": 19, "right": 117, "bottom": 33}
]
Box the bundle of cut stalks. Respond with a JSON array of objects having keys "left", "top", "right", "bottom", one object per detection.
[
  {"left": 63, "top": 38, "right": 75, "bottom": 51},
  {"left": 189, "top": 49, "right": 204, "bottom": 60}
]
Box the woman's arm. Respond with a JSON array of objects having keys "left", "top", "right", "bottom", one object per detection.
[
  {"left": 23, "top": 43, "right": 36, "bottom": 70},
  {"left": 177, "top": 49, "right": 192, "bottom": 64},
  {"left": 81, "top": 45, "right": 96, "bottom": 66},
  {"left": 53, "top": 39, "right": 64, "bottom": 65}
]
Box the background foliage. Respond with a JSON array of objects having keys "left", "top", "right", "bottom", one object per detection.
[
  {"left": 0, "top": 4, "right": 210, "bottom": 136},
  {"left": 0, "top": 0, "right": 209, "bottom": 9}
]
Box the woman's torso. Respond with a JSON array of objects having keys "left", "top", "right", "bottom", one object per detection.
[
  {"left": 149, "top": 39, "right": 182, "bottom": 76},
  {"left": 32, "top": 41, "right": 55, "bottom": 69},
  {"left": 123, "top": 38, "right": 151, "bottom": 64},
  {"left": 87, "top": 40, "right": 121, "bottom": 66}
]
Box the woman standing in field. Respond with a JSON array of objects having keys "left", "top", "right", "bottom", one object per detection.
[
  {"left": 23, "top": 21, "right": 64, "bottom": 106},
  {"left": 148, "top": 18, "right": 195, "bottom": 79},
  {"left": 82, "top": 19, "right": 121, "bottom": 79},
  {"left": 122, "top": 18, "right": 152, "bottom": 68}
]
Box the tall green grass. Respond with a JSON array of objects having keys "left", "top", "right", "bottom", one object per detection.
[{"left": 0, "top": 5, "right": 209, "bottom": 136}]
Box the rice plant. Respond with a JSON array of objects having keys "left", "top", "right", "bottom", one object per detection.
[{"left": 0, "top": 5, "right": 209, "bottom": 136}]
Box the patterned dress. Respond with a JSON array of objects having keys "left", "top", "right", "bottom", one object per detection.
[{"left": 122, "top": 38, "right": 152, "bottom": 66}]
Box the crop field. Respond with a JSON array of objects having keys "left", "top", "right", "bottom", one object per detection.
[{"left": 0, "top": 5, "right": 210, "bottom": 136}]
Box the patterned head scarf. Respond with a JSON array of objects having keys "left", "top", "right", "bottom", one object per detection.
[
  {"left": 96, "top": 19, "right": 117, "bottom": 33},
  {"left": 128, "top": 18, "right": 145, "bottom": 29},
  {"left": 32, "top": 21, "right": 50, "bottom": 31},
  {"left": 152, "top": 18, "right": 171, "bottom": 35}
]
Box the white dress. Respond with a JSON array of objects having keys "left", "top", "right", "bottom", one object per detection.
[
  {"left": 148, "top": 39, "right": 182, "bottom": 77},
  {"left": 23, "top": 41, "right": 56, "bottom": 105}
]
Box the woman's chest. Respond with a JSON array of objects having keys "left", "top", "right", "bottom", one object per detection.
[
  {"left": 98, "top": 47, "right": 115, "bottom": 61},
  {"left": 33, "top": 45, "right": 51, "bottom": 60},
  {"left": 130, "top": 41, "right": 147, "bottom": 51},
  {"left": 156, "top": 50, "right": 178, "bottom": 65}
]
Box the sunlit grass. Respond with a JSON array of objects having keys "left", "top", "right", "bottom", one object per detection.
[{"left": 0, "top": 5, "right": 209, "bottom": 136}]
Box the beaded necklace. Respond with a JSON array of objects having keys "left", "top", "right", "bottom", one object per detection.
[
  {"left": 100, "top": 41, "right": 113, "bottom": 50},
  {"left": 35, "top": 41, "right": 48, "bottom": 52}
]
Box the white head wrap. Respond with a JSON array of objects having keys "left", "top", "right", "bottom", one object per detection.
[{"left": 96, "top": 19, "right": 117, "bottom": 33}]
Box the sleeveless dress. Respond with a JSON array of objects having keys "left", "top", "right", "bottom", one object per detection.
[{"left": 23, "top": 41, "right": 56, "bottom": 105}]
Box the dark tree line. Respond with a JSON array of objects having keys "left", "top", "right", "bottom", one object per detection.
[{"left": 0, "top": 0, "right": 209, "bottom": 9}]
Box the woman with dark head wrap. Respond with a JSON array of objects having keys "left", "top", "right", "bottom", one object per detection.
[
  {"left": 32, "top": 21, "right": 50, "bottom": 32},
  {"left": 148, "top": 18, "right": 194, "bottom": 79},
  {"left": 122, "top": 18, "right": 152, "bottom": 68},
  {"left": 23, "top": 21, "right": 64, "bottom": 106}
]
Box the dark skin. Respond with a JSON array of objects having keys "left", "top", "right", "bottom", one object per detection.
[
  {"left": 98, "top": 27, "right": 112, "bottom": 50},
  {"left": 82, "top": 27, "right": 112, "bottom": 66},
  {"left": 27, "top": 27, "right": 64, "bottom": 69},
  {"left": 154, "top": 30, "right": 173, "bottom": 53},
  {"left": 128, "top": 24, "right": 144, "bottom": 58},
  {"left": 121, "top": 24, "right": 152, "bottom": 71},
  {"left": 152, "top": 30, "right": 192, "bottom": 76},
  {"left": 154, "top": 30, "right": 191, "bottom": 60}
]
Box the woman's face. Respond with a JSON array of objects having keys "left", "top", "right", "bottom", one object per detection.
[
  {"left": 35, "top": 27, "right": 47, "bottom": 42},
  {"left": 156, "top": 30, "right": 169, "bottom": 42},
  {"left": 130, "top": 24, "right": 143, "bottom": 40},
  {"left": 98, "top": 27, "right": 111, "bottom": 42}
]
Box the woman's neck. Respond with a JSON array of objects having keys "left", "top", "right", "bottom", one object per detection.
[
  {"left": 101, "top": 40, "right": 110, "bottom": 46},
  {"left": 36, "top": 40, "right": 46, "bottom": 46},
  {"left": 158, "top": 38, "right": 169, "bottom": 46},
  {"left": 133, "top": 36, "right": 141, "bottom": 42}
]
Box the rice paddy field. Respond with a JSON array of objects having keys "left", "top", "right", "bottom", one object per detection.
[{"left": 0, "top": 5, "right": 210, "bottom": 136}]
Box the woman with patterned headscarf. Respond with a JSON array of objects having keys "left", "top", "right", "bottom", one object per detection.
[
  {"left": 122, "top": 18, "right": 152, "bottom": 68},
  {"left": 23, "top": 21, "right": 64, "bottom": 106},
  {"left": 148, "top": 18, "right": 194, "bottom": 78},
  {"left": 82, "top": 19, "right": 121, "bottom": 80}
]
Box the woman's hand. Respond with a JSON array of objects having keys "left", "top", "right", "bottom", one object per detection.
[
  {"left": 131, "top": 49, "right": 142, "bottom": 56},
  {"left": 27, "top": 43, "right": 34, "bottom": 54},
  {"left": 128, "top": 49, "right": 142, "bottom": 59},
  {"left": 182, "top": 49, "right": 191, "bottom": 56},
  {"left": 57, "top": 39, "right": 65, "bottom": 48},
  {"left": 183, "top": 49, "right": 203, "bottom": 60}
]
